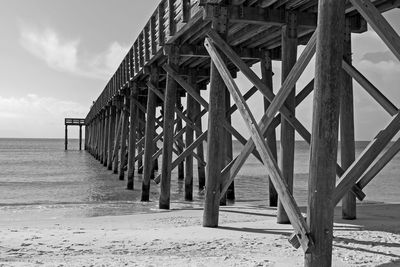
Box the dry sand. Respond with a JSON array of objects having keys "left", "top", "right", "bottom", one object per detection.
[{"left": 0, "top": 203, "right": 399, "bottom": 266}]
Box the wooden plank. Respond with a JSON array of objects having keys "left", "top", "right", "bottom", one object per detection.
[
  {"left": 150, "top": 16, "right": 157, "bottom": 56},
  {"left": 333, "top": 111, "right": 400, "bottom": 206},
  {"left": 138, "top": 33, "right": 144, "bottom": 68},
  {"left": 144, "top": 25, "right": 151, "bottom": 62},
  {"left": 168, "top": 0, "right": 176, "bottom": 36},
  {"left": 205, "top": 37, "right": 312, "bottom": 252},
  {"left": 134, "top": 41, "right": 139, "bottom": 74},
  {"left": 349, "top": 0, "right": 400, "bottom": 62}
]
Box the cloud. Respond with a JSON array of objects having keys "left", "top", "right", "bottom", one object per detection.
[
  {"left": 361, "top": 51, "right": 396, "bottom": 64},
  {"left": 0, "top": 94, "right": 88, "bottom": 138},
  {"left": 19, "top": 24, "right": 130, "bottom": 80}
]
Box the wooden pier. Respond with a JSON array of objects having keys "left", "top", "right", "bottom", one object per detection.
[{"left": 82, "top": 0, "right": 400, "bottom": 266}]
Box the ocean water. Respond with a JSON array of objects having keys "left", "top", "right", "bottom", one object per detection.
[{"left": 0, "top": 138, "right": 399, "bottom": 221}]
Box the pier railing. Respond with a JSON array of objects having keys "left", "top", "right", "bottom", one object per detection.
[{"left": 85, "top": 0, "right": 202, "bottom": 124}]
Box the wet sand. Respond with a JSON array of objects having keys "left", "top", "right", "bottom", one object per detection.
[{"left": 1, "top": 203, "right": 399, "bottom": 266}]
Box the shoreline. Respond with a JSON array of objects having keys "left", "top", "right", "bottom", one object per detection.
[{"left": 1, "top": 203, "right": 399, "bottom": 266}]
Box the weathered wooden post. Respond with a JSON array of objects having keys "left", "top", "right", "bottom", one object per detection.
[
  {"left": 277, "top": 12, "right": 298, "bottom": 224},
  {"left": 65, "top": 124, "right": 68, "bottom": 150},
  {"left": 97, "top": 116, "right": 102, "bottom": 160},
  {"left": 138, "top": 109, "right": 145, "bottom": 174},
  {"left": 113, "top": 98, "right": 122, "bottom": 174},
  {"left": 185, "top": 71, "right": 196, "bottom": 201},
  {"left": 95, "top": 117, "right": 99, "bottom": 158},
  {"left": 100, "top": 111, "right": 105, "bottom": 164},
  {"left": 225, "top": 86, "right": 234, "bottom": 201},
  {"left": 305, "top": 0, "right": 345, "bottom": 266},
  {"left": 141, "top": 67, "right": 158, "bottom": 201},
  {"left": 341, "top": 17, "right": 356, "bottom": 220},
  {"left": 107, "top": 104, "right": 116, "bottom": 170},
  {"left": 203, "top": 3, "right": 228, "bottom": 227},
  {"left": 103, "top": 108, "right": 109, "bottom": 166},
  {"left": 119, "top": 91, "right": 130, "bottom": 180},
  {"left": 79, "top": 125, "right": 83, "bottom": 151},
  {"left": 84, "top": 122, "right": 89, "bottom": 150},
  {"left": 196, "top": 84, "right": 206, "bottom": 190},
  {"left": 127, "top": 83, "right": 138, "bottom": 190},
  {"left": 160, "top": 46, "right": 178, "bottom": 209},
  {"left": 176, "top": 95, "right": 184, "bottom": 180},
  {"left": 261, "top": 51, "right": 278, "bottom": 207}
]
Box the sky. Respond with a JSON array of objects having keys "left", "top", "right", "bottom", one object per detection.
[{"left": 0, "top": 1, "right": 399, "bottom": 140}]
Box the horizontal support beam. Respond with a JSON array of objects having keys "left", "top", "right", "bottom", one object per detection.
[
  {"left": 177, "top": 44, "right": 271, "bottom": 60},
  {"left": 203, "top": 5, "right": 317, "bottom": 28}
]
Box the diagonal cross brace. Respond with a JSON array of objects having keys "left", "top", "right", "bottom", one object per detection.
[
  {"left": 333, "top": 111, "right": 400, "bottom": 206},
  {"left": 205, "top": 37, "right": 313, "bottom": 253},
  {"left": 349, "top": 0, "right": 400, "bottom": 62},
  {"left": 163, "top": 64, "right": 264, "bottom": 163},
  {"left": 206, "top": 29, "right": 365, "bottom": 201}
]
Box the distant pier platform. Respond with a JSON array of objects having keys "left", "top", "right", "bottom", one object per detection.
[{"left": 64, "top": 118, "right": 85, "bottom": 150}]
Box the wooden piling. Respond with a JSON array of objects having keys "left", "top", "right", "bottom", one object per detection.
[
  {"left": 160, "top": 47, "right": 178, "bottom": 209},
  {"left": 225, "top": 87, "right": 234, "bottom": 201},
  {"left": 277, "top": 13, "right": 298, "bottom": 224},
  {"left": 65, "top": 125, "right": 68, "bottom": 150},
  {"left": 195, "top": 85, "right": 206, "bottom": 190},
  {"left": 102, "top": 108, "right": 109, "bottom": 166},
  {"left": 203, "top": 6, "right": 228, "bottom": 227},
  {"left": 305, "top": 0, "right": 345, "bottom": 266},
  {"left": 176, "top": 96, "right": 185, "bottom": 180},
  {"left": 100, "top": 111, "right": 105, "bottom": 164},
  {"left": 341, "top": 18, "right": 356, "bottom": 220},
  {"left": 185, "top": 71, "right": 196, "bottom": 201},
  {"left": 127, "top": 84, "right": 138, "bottom": 190},
  {"left": 113, "top": 101, "right": 122, "bottom": 174},
  {"left": 138, "top": 109, "right": 145, "bottom": 174},
  {"left": 261, "top": 51, "right": 278, "bottom": 207},
  {"left": 142, "top": 68, "right": 158, "bottom": 201},
  {"left": 119, "top": 93, "right": 130, "bottom": 180},
  {"left": 79, "top": 125, "right": 83, "bottom": 151},
  {"left": 219, "top": 86, "right": 228, "bottom": 206},
  {"left": 108, "top": 105, "right": 116, "bottom": 170}
]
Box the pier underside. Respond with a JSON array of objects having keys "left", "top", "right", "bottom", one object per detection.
[{"left": 83, "top": 0, "right": 400, "bottom": 266}]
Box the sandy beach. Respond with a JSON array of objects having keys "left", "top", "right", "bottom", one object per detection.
[{"left": 1, "top": 203, "right": 399, "bottom": 267}]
